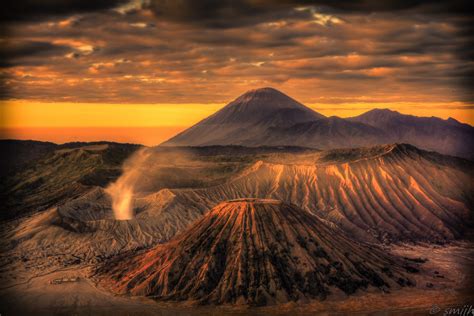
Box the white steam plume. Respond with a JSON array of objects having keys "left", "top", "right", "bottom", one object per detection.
[{"left": 106, "top": 148, "right": 151, "bottom": 220}]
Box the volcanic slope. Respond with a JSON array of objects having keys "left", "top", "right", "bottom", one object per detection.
[
  {"left": 4, "top": 144, "right": 472, "bottom": 274},
  {"left": 162, "top": 87, "right": 325, "bottom": 146},
  {"left": 162, "top": 88, "right": 474, "bottom": 159},
  {"left": 137, "top": 144, "right": 473, "bottom": 244},
  {"left": 0, "top": 141, "right": 139, "bottom": 220},
  {"left": 97, "top": 199, "right": 417, "bottom": 306},
  {"left": 162, "top": 87, "right": 389, "bottom": 148},
  {"left": 1, "top": 146, "right": 316, "bottom": 273},
  {"left": 350, "top": 108, "right": 474, "bottom": 159}
]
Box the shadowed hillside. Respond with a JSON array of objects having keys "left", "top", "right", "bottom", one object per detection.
[{"left": 0, "top": 141, "right": 140, "bottom": 220}]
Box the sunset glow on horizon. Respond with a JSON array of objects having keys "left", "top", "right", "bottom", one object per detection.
[{"left": 1, "top": 99, "right": 472, "bottom": 145}]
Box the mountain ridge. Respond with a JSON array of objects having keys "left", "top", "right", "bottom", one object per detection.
[
  {"left": 162, "top": 87, "right": 324, "bottom": 147},
  {"left": 161, "top": 88, "right": 474, "bottom": 159}
]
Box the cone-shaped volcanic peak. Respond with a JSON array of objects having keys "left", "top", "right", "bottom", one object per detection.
[
  {"left": 227, "top": 87, "right": 323, "bottom": 116},
  {"left": 98, "top": 199, "right": 418, "bottom": 305},
  {"left": 161, "top": 87, "right": 325, "bottom": 146}
]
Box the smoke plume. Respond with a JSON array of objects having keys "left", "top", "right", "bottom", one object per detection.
[
  {"left": 106, "top": 147, "right": 197, "bottom": 220},
  {"left": 105, "top": 147, "right": 152, "bottom": 220}
]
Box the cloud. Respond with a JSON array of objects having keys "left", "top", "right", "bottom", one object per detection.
[
  {"left": 2, "top": 0, "right": 470, "bottom": 25},
  {"left": 0, "top": 0, "right": 472, "bottom": 104},
  {"left": 1, "top": 0, "right": 129, "bottom": 22},
  {"left": 0, "top": 40, "right": 70, "bottom": 67},
  {"left": 142, "top": 0, "right": 472, "bottom": 29}
]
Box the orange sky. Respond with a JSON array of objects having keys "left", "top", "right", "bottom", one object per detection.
[
  {"left": 1, "top": 100, "right": 472, "bottom": 145},
  {"left": 2, "top": 1, "right": 472, "bottom": 145}
]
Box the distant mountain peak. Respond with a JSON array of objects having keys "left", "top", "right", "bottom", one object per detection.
[
  {"left": 231, "top": 87, "right": 316, "bottom": 111},
  {"left": 242, "top": 86, "right": 281, "bottom": 95},
  {"left": 364, "top": 108, "right": 401, "bottom": 116},
  {"left": 446, "top": 117, "right": 466, "bottom": 126},
  {"left": 161, "top": 90, "right": 473, "bottom": 159},
  {"left": 369, "top": 108, "right": 396, "bottom": 112},
  {"left": 162, "top": 87, "right": 325, "bottom": 146},
  {"left": 235, "top": 87, "right": 296, "bottom": 102},
  {"left": 215, "top": 87, "right": 325, "bottom": 123}
]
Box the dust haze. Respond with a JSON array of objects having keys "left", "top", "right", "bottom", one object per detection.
[{"left": 105, "top": 147, "right": 195, "bottom": 220}]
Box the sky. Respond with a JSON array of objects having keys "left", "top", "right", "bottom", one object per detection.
[{"left": 1, "top": 0, "right": 473, "bottom": 145}]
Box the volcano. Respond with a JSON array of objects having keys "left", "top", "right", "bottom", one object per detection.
[
  {"left": 97, "top": 199, "right": 417, "bottom": 305},
  {"left": 161, "top": 87, "right": 386, "bottom": 148},
  {"left": 7, "top": 143, "right": 472, "bottom": 269},
  {"left": 161, "top": 88, "right": 474, "bottom": 159},
  {"left": 162, "top": 87, "right": 324, "bottom": 146}
]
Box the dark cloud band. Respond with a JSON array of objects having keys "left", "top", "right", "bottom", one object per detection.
[
  {"left": 143, "top": 0, "right": 473, "bottom": 29},
  {"left": 1, "top": 0, "right": 128, "bottom": 21}
]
